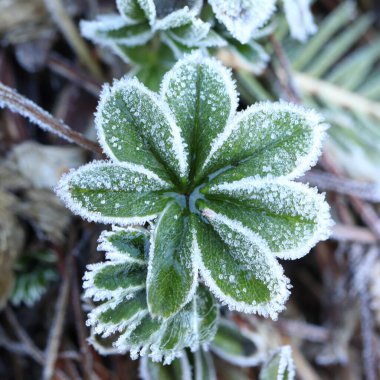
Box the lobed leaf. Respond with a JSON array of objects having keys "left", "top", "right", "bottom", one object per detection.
[
  {"left": 161, "top": 52, "right": 238, "bottom": 182},
  {"left": 86, "top": 227, "right": 219, "bottom": 364},
  {"left": 202, "top": 179, "right": 332, "bottom": 259},
  {"left": 56, "top": 161, "right": 172, "bottom": 225},
  {"left": 98, "top": 226, "right": 149, "bottom": 264},
  {"left": 208, "top": 0, "right": 276, "bottom": 44},
  {"left": 80, "top": 16, "right": 153, "bottom": 47},
  {"left": 116, "top": 0, "right": 156, "bottom": 25},
  {"left": 192, "top": 215, "right": 290, "bottom": 319},
  {"left": 96, "top": 77, "right": 189, "bottom": 184},
  {"left": 202, "top": 102, "right": 328, "bottom": 182},
  {"left": 147, "top": 201, "right": 198, "bottom": 318}
]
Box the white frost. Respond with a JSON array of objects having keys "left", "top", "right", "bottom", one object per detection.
[
  {"left": 283, "top": 0, "right": 317, "bottom": 42},
  {"left": 208, "top": 0, "right": 277, "bottom": 44}
]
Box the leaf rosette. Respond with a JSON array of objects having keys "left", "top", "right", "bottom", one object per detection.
[
  {"left": 80, "top": 0, "right": 225, "bottom": 64},
  {"left": 85, "top": 226, "right": 219, "bottom": 363},
  {"left": 57, "top": 52, "right": 332, "bottom": 321}
]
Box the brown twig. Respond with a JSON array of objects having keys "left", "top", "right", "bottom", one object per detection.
[
  {"left": 48, "top": 54, "right": 102, "bottom": 97},
  {"left": 0, "top": 82, "right": 102, "bottom": 154},
  {"left": 269, "top": 35, "right": 301, "bottom": 103},
  {"left": 4, "top": 308, "right": 45, "bottom": 364},
  {"left": 42, "top": 264, "right": 72, "bottom": 380}
]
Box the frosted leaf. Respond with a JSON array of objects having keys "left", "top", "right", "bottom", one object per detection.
[
  {"left": 56, "top": 161, "right": 173, "bottom": 226},
  {"left": 161, "top": 52, "right": 238, "bottom": 180},
  {"left": 283, "top": 0, "right": 317, "bottom": 42},
  {"left": 202, "top": 179, "right": 332, "bottom": 259},
  {"left": 211, "top": 319, "right": 266, "bottom": 367},
  {"left": 208, "top": 0, "right": 276, "bottom": 44},
  {"left": 98, "top": 226, "right": 149, "bottom": 264},
  {"left": 202, "top": 102, "right": 328, "bottom": 181},
  {"left": 96, "top": 77, "right": 189, "bottom": 183},
  {"left": 116, "top": 0, "right": 156, "bottom": 25},
  {"left": 259, "top": 346, "right": 296, "bottom": 380},
  {"left": 85, "top": 227, "right": 219, "bottom": 364},
  {"left": 193, "top": 349, "right": 217, "bottom": 380},
  {"left": 192, "top": 215, "right": 290, "bottom": 318},
  {"left": 80, "top": 16, "right": 153, "bottom": 47},
  {"left": 154, "top": 0, "right": 202, "bottom": 19},
  {"left": 139, "top": 354, "right": 192, "bottom": 380},
  {"left": 165, "top": 18, "right": 211, "bottom": 47},
  {"left": 227, "top": 39, "right": 270, "bottom": 75},
  {"left": 147, "top": 201, "right": 198, "bottom": 319},
  {"left": 154, "top": 7, "right": 194, "bottom": 31}
]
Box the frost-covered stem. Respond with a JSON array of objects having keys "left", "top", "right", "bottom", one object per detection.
[
  {"left": 332, "top": 224, "right": 377, "bottom": 244},
  {"left": 43, "top": 0, "right": 103, "bottom": 79},
  {"left": 0, "top": 82, "right": 102, "bottom": 154},
  {"left": 321, "top": 154, "right": 380, "bottom": 238},
  {"left": 300, "top": 170, "right": 380, "bottom": 202}
]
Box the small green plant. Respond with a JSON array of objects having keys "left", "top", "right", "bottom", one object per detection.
[
  {"left": 57, "top": 52, "right": 331, "bottom": 329},
  {"left": 85, "top": 226, "right": 219, "bottom": 363}
]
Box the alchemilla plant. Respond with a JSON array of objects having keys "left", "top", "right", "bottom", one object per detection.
[
  {"left": 85, "top": 226, "right": 219, "bottom": 363},
  {"left": 57, "top": 52, "right": 331, "bottom": 362}
]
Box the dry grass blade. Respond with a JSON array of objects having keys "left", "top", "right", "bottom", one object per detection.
[{"left": 0, "top": 82, "right": 102, "bottom": 154}]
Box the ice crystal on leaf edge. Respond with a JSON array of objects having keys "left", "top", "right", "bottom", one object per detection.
[
  {"left": 84, "top": 226, "right": 219, "bottom": 364},
  {"left": 56, "top": 51, "right": 332, "bottom": 324}
]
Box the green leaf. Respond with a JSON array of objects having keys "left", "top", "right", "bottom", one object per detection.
[
  {"left": 193, "top": 349, "right": 216, "bottom": 380},
  {"left": 202, "top": 180, "right": 331, "bottom": 259},
  {"left": 161, "top": 52, "right": 238, "bottom": 182},
  {"left": 114, "top": 285, "right": 219, "bottom": 363},
  {"left": 202, "top": 102, "right": 327, "bottom": 182},
  {"left": 80, "top": 16, "right": 153, "bottom": 47},
  {"left": 86, "top": 227, "right": 219, "bottom": 364},
  {"left": 96, "top": 77, "right": 189, "bottom": 184},
  {"left": 140, "top": 354, "right": 192, "bottom": 380},
  {"left": 57, "top": 162, "right": 172, "bottom": 225},
  {"left": 211, "top": 319, "right": 265, "bottom": 367},
  {"left": 116, "top": 0, "right": 156, "bottom": 25},
  {"left": 259, "top": 346, "right": 295, "bottom": 380},
  {"left": 84, "top": 261, "right": 146, "bottom": 302},
  {"left": 167, "top": 18, "right": 210, "bottom": 47},
  {"left": 98, "top": 226, "right": 148, "bottom": 264},
  {"left": 147, "top": 201, "right": 197, "bottom": 318},
  {"left": 192, "top": 215, "right": 290, "bottom": 318},
  {"left": 228, "top": 39, "right": 269, "bottom": 75}
]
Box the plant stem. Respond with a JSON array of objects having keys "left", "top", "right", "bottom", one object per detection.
[{"left": 0, "top": 82, "right": 102, "bottom": 154}]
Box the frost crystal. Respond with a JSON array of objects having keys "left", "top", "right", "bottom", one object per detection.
[
  {"left": 80, "top": 0, "right": 225, "bottom": 67},
  {"left": 85, "top": 226, "right": 219, "bottom": 364},
  {"left": 57, "top": 52, "right": 331, "bottom": 322},
  {"left": 283, "top": 0, "right": 317, "bottom": 42},
  {"left": 209, "top": 0, "right": 277, "bottom": 44}
]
